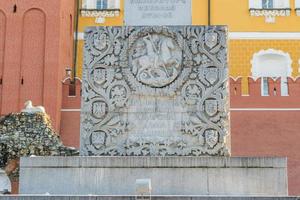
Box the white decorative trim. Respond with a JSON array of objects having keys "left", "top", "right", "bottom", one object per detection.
[
  {"left": 81, "top": 10, "right": 120, "bottom": 18},
  {"left": 231, "top": 75, "right": 300, "bottom": 81},
  {"left": 80, "top": 10, "right": 120, "bottom": 24},
  {"left": 249, "top": 0, "right": 290, "bottom": 9},
  {"left": 250, "top": 9, "right": 290, "bottom": 23},
  {"left": 76, "top": 32, "right": 84, "bottom": 40},
  {"left": 249, "top": 0, "right": 261, "bottom": 9},
  {"left": 231, "top": 108, "right": 300, "bottom": 111},
  {"left": 61, "top": 109, "right": 81, "bottom": 112},
  {"left": 251, "top": 49, "right": 292, "bottom": 78},
  {"left": 229, "top": 32, "right": 300, "bottom": 40},
  {"left": 82, "top": 0, "right": 120, "bottom": 9},
  {"left": 62, "top": 77, "right": 82, "bottom": 83},
  {"left": 251, "top": 49, "right": 292, "bottom": 96},
  {"left": 229, "top": 76, "right": 243, "bottom": 81},
  {"left": 249, "top": 0, "right": 291, "bottom": 23},
  {"left": 296, "top": 0, "right": 300, "bottom": 14},
  {"left": 80, "top": 0, "right": 120, "bottom": 24},
  {"left": 297, "top": 0, "right": 300, "bottom": 15}
]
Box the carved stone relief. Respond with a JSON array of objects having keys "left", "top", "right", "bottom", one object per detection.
[
  {"left": 81, "top": 26, "right": 230, "bottom": 156},
  {"left": 130, "top": 34, "right": 182, "bottom": 88}
]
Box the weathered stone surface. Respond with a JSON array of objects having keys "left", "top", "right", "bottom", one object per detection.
[
  {"left": 0, "top": 112, "right": 79, "bottom": 179},
  {"left": 81, "top": 26, "right": 230, "bottom": 156},
  {"left": 19, "top": 157, "right": 287, "bottom": 196},
  {"left": 0, "top": 197, "right": 298, "bottom": 200},
  {"left": 0, "top": 170, "right": 11, "bottom": 194}
]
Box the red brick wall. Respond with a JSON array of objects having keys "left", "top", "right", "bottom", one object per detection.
[
  {"left": 61, "top": 77, "right": 300, "bottom": 195},
  {"left": 0, "top": 10, "right": 5, "bottom": 114},
  {"left": 60, "top": 78, "right": 81, "bottom": 148},
  {"left": 19, "top": 9, "right": 45, "bottom": 108},
  {"left": 0, "top": 0, "right": 75, "bottom": 131},
  {"left": 231, "top": 111, "right": 300, "bottom": 196},
  {"left": 230, "top": 77, "right": 300, "bottom": 195}
]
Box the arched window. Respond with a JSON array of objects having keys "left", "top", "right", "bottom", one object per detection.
[{"left": 251, "top": 49, "right": 292, "bottom": 96}]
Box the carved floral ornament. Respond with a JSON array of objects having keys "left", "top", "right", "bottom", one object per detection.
[{"left": 81, "top": 26, "right": 230, "bottom": 156}]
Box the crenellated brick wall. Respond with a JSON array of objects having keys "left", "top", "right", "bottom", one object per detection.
[
  {"left": 61, "top": 78, "right": 300, "bottom": 195},
  {"left": 230, "top": 77, "right": 300, "bottom": 108},
  {"left": 61, "top": 77, "right": 300, "bottom": 112},
  {"left": 229, "top": 76, "right": 300, "bottom": 195},
  {"left": 229, "top": 40, "right": 300, "bottom": 94}
]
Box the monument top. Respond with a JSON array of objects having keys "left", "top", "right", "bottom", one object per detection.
[
  {"left": 124, "top": 0, "right": 192, "bottom": 26},
  {"left": 81, "top": 26, "right": 230, "bottom": 156}
]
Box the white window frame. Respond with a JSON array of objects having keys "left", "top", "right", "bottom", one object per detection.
[
  {"left": 249, "top": 0, "right": 290, "bottom": 9},
  {"left": 262, "top": 0, "right": 274, "bottom": 9},
  {"left": 82, "top": 0, "right": 120, "bottom": 10},
  {"left": 249, "top": 0, "right": 291, "bottom": 23},
  {"left": 81, "top": 0, "right": 120, "bottom": 24},
  {"left": 251, "top": 49, "right": 292, "bottom": 96},
  {"left": 296, "top": 0, "right": 300, "bottom": 16},
  {"left": 261, "top": 77, "right": 269, "bottom": 96},
  {"left": 96, "top": 0, "right": 108, "bottom": 9}
]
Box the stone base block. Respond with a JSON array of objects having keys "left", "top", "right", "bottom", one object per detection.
[
  {"left": 19, "top": 157, "right": 287, "bottom": 196},
  {"left": 0, "top": 197, "right": 297, "bottom": 200}
]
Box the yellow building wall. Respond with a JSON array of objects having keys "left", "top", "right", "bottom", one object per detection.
[
  {"left": 192, "top": 0, "right": 300, "bottom": 31},
  {"left": 77, "top": 0, "right": 300, "bottom": 84},
  {"left": 192, "top": 0, "right": 208, "bottom": 25},
  {"left": 212, "top": 0, "right": 300, "bottom": 32},
  {"left": 78, "top": 1, "right": 124, "bottom": 33}
]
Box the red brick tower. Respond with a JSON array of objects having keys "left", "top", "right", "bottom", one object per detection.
[{"left": 0, "top": 0, "right": 75, "bottom": 131}]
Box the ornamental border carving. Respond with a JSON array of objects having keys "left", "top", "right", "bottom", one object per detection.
[{"left": 81, "top": 26, "right": 230, "bottom": 156}]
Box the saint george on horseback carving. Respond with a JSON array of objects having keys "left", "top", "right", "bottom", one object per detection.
[{"left": 131, "top": 34, "right": 182, "bottom": 88}]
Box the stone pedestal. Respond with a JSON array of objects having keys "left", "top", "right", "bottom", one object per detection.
[
  {"left": 19, "top": 156, "right": 287, "bottom": 196},
  {"left": 0, "top": 197, "right": 297, "bottom": 200},
  {"left": 16, "top": 26, "right": 288, "bottom": 199},
  {"left": 0, "top": 170, "right": 11, "bottom": 194}
]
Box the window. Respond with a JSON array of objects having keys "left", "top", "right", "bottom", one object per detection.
[
  {"left": 249, "top": 0, "right": 290, "bottom": 9},
  {"left": 96, "top": 0, "right": 108, "bottom": 9},
  {"left": 262, "top": 0, "right": 273, "bottom": 9},
  {"left": 261, "top": 77, "right": 269, "bottom": 96},
  {"left": 296, "top": 0, "right": 300, "bottom": 15},
  {"left": 81, "top": 0, "right": 120, "bottom": 24},
  {"left": 82, "top": 0, "right": 120, "bottom": 10},
  {"left": 281, "top": 77, "right": 288, "bottom": 96},
  {"left": 249, "top": 0, "right": 290, "bottom": 23}
]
